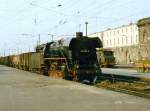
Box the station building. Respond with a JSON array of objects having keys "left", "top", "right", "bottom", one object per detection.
[{"left": 89, "top": 17, "right": 150, "bottom": 64}]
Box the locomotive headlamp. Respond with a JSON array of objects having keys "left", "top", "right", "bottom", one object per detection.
[{"left": 75, "top": 64, "right": 79, "bottom": 69}]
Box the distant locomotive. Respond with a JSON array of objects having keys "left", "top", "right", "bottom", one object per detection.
[
  {"left": 0, "top": 32, "right": 102, "bottom": 83},
  {"left": 96, "top": 48, "right": 115, "bottom": 68}
]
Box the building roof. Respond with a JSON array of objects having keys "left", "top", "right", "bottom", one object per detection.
[
  {"left": 104, "top": 23, "right": 136, "bottom": 32},
  {"left": 137, "top": 17, "right": 150, "bottom": 26}
]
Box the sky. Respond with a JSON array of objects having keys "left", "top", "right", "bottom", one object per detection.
[{"left": 0, "top": 0, "right": 150, "bottom": 56}]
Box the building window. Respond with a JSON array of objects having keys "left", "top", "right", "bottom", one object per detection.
[
  {"left": 126, "top": 28, "right": 128, "bottom": 33},
  {"left": 107, "top": 40, "right": 108, "bottom": 46},
  {"left": 126, "top": 37, "right": 128, "bottom": 44},
  {"left": 130, "top": 27, "right": 132, "bottom": 32},
  {"left": 143, "top": 30, "right": 147, "bottom": 42},
  {"left": 145, "top": 49, "right": 148, "bottom": 54},
  {"left": 114, "top": 38, "right": 115, "bottom": 45},
  {"left": 131, "top": 36, "right": 132, "bottom": 44},
  {"left": 110, "top": 40, "right": 111, "bottom": 46},
  {"left": 117, "top": 30, "right": 119, "bottom": 34},
  {"left": 136, "top": 35, "right": 138, "bottom": 42}
]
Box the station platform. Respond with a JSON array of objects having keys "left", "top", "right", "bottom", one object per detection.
[
  {"left": 0, "top": 65, "right": 150, "bottom": 111},
  {"left": 102, "top": 68, "right": 150, "bottom": 79}
]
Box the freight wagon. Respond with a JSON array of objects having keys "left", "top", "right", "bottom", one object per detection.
[
  {"left": 0, "top": 53, "right": 43, "bottom": 73},
  {"left": 11, "top": 55, "right": 20, "bottom": 68}
]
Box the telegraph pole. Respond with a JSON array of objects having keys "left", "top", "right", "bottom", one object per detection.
[
  {"left": 48, "top": 34, "right": 54, "bottom": 41},
  {"left": 3, "top": 50, "right": 5, "bottom": 57},
  {"left": 79, "top": 24, "right": 81, "bottom": 32},
  {"left": 38, "top": 34, "right": 41, "bottom": 45}
]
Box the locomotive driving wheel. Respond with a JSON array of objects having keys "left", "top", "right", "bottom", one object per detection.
[{"left": 48, "top": 62, "right": 64, "bottom": 79}]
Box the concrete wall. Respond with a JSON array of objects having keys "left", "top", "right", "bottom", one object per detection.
[
  {"left": 138, "top": 17, "right": 150, "bottom": 60},
  {"left": 110, "top": 45, "right": 139, "bottom": 64}
]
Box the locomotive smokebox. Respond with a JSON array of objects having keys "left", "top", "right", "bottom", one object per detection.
[{"left": 76, "top": 32, "right": 83, "bottom": 38}]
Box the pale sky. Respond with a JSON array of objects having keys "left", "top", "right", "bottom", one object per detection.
[{"left": 0, "top": 0, "right": 150, "bottom": 56}]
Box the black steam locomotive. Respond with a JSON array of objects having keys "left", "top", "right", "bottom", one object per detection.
[
  {"left": 0, "top": 32, "right": 102, "bottom": 84},
  {"left": 39, "top": 32, "right": 102, "bottom": 83},
  {"left": 69, "top": 32, "right": 102, "bottom": 83}
]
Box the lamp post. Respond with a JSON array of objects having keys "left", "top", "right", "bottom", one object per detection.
[
  {"left": 85, "top": 21, "right": 88, "bottom": 36},
  {"left": 122, "top": 35, "right": 128, "bottom": 45},
  {"left": 38, "top": 34, "right": 41, "bottom": 45}
]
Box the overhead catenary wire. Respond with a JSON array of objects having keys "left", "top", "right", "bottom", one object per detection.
[
  {"left": 2, "top": 0, "right": 147, "bottom": 32},
  {"left": 1, "top": 0, "right": 150, "bottom": 56},
  {"left": 1, "top": 4, "right": 35, "bottom": 30},
  {"left": 1, "top": 0, "right": 149, "bottom": 29},
  {"left": 81, "top": 0, "right": 115, "bottom": 15}
]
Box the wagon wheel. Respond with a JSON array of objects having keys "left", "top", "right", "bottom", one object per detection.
[
  {"left": 40, "top": 66, "right": 49, "bottom": 76},
  {"left": 40, "top": 68, "right": 45, "bottom": 75},
  {"left": 73, "top": 75, "right": 78, "bottom": 81}
]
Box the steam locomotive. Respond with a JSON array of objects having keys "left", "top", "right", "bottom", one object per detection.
[
  {"left": 0, "top": 32, "right": 102, "bottom": 83},
  {"left": 69, "top": 32, "right": 102, "bottom": 83}
]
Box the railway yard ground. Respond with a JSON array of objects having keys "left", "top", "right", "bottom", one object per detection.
[
  {"left": 98, "top": 68, "right": 150, "bottom": 99},
  {"left": 0, "top": 65, "right": 150, "bottom": 111}
]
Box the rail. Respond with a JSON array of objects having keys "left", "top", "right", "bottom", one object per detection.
[
  {"left": 95, "top": 74, "right": 150, "bottom": 99},
  {"left": 44, "top": 58, "right": 66, "bottom": 60}
]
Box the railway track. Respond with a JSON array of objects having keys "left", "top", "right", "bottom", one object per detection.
[{"left": 95, "top": 73, "right": 150, "bottom": 99}]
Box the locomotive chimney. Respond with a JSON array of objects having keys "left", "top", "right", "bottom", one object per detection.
[{"left": 76, "top": 32, "right": 83, "bottom": 38}]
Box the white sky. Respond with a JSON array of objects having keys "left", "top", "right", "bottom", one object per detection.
[{"left": 0, "top": 0, "right": 150, "bottom": 56}]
